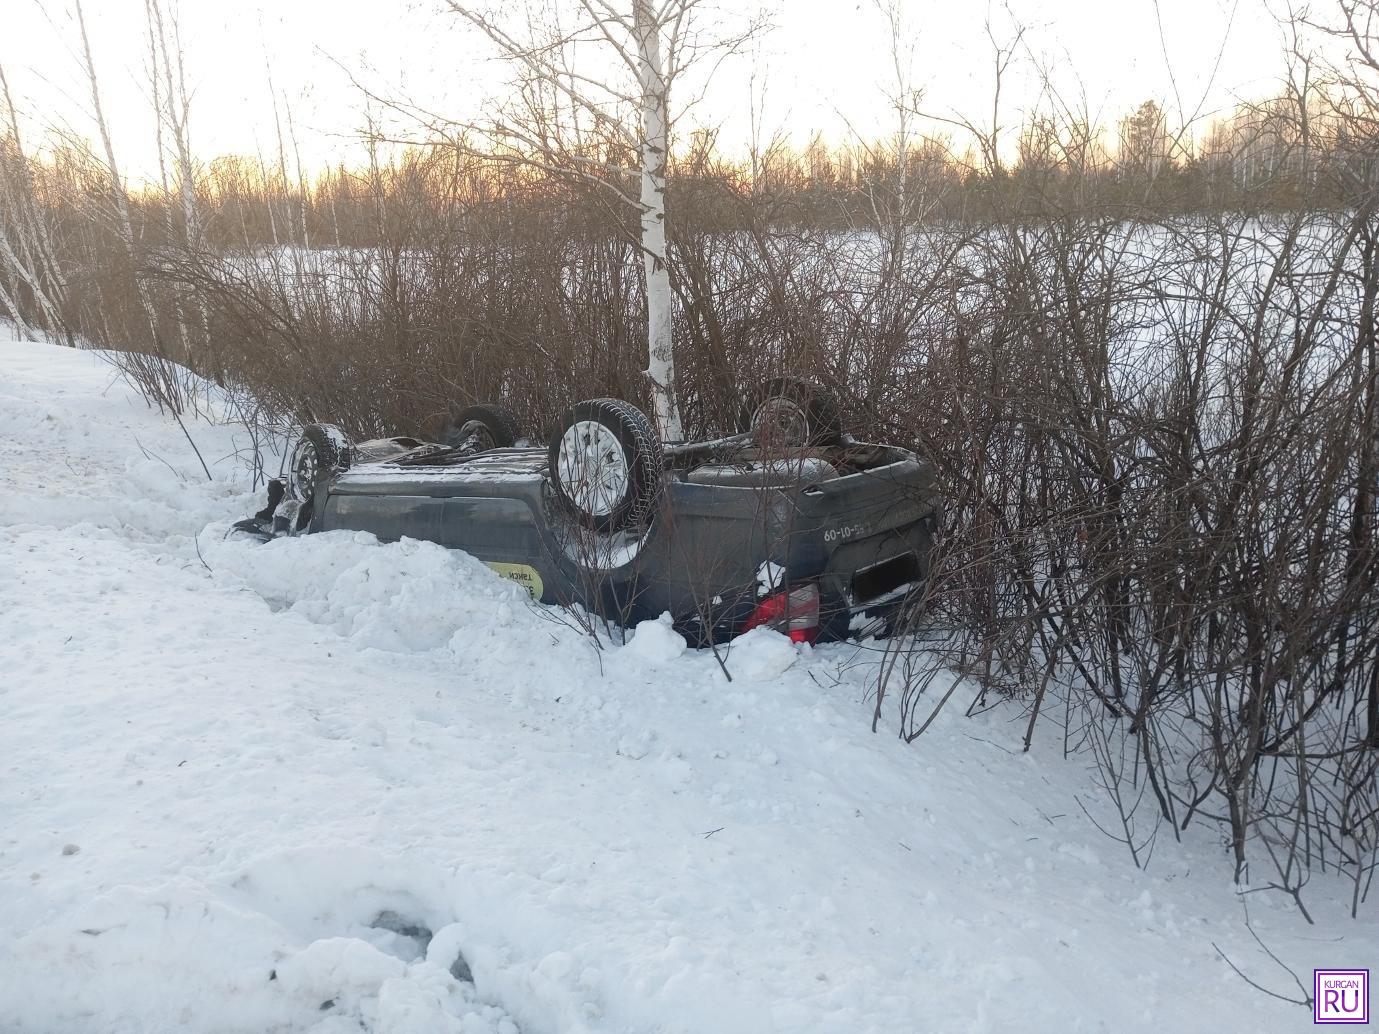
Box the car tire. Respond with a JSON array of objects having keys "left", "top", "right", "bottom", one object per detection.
[
  {"left": 441, "top": 403, "right": 522, "bottom": 452},
  {"left": 287, "top": 423, "right": 353, "bottom": 504},
  {"left": 742, "top": 377, "right": 844, "bottom": 448},
  {"left": 548, "top": 398, "right": 663, "bottom": 533}
]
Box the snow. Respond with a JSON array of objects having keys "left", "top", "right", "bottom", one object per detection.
[
  {"left": 755, "top": 559, "right": 785, "bottom": 597},
  {"left": 2, "top": 335, "right": 1376, "bottom": 1034},
  {"left": 624, "top": 613, "right": 686, "bottom": 665},
  {"left": 723, "top": 626, "right": 798, "bottom": 680}
]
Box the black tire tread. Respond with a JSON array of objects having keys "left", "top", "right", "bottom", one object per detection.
[
  {"left": 302, "top": 424, "right": 353, "bottom": 474},
  {"left": 287, "top": 423, "right": 353, "bottom": 513},
  {"left": 443, "top": 402, "right": 522, "bottom": 449},
  {"left": 548, "top": 397, "right": 663, "bottom": 533}
]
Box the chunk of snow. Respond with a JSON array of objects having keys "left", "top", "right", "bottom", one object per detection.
[
  {"left": 755, "top": 560, "right": 785, "bottom": 597},
  {"left": 625, "top": 612, "right": 686, "bottom": 664},
  {"left": 275, "top": 937, "right": 407, "bottom": 999},
  {"left": 727, "top": 626, "right": 797, "bottom": 680}
]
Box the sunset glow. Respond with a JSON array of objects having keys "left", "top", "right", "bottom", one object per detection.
[{"left": 0, "top": 0, "right": 1307, "bottom": 179}]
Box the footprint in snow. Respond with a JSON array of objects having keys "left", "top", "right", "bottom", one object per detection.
[{"left": 225, "top": 846, "right": 518, "bottom": 1033}]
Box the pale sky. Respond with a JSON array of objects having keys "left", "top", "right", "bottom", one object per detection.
[{"left": 0, "top": 0, "right": 1307, "bottom": 182}]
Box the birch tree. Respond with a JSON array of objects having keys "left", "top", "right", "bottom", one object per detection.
[
  {"left": 0, "top": 65, "right": 68, "bottom": 341},
  {"left": 433, "top": 0, "right": 756, "bottom": 442},
  {"left": 145, "top": 0, "right": 210, "bottom": 364},
  {"left": 74, "top": 0, "right": 161, "bottom": 346},
  {"left": 149, "top": 0, "right": 203, "bottom": 253},
  {"left": 630, "top": 0, "right": 674, "bottom": 438}
]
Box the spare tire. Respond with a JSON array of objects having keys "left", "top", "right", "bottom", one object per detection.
[
  {"left": 440, "top": 402, "right": 522, "bottom": 452},
  {"left": 741, "top": 377, "right": 843, "bottom": 448},
  {"left": 548, "top": 398, "right": 663, "bottom": 533},
  {"left": 287, "top": 423, "right": 353, "bottom": 504}
]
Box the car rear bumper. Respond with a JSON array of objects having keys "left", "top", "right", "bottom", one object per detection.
[{"left": 668, "top": 570, "right": 924, "bottom": 647}]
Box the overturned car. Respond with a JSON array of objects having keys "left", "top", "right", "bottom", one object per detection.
[{"left": 238, "top": 381, "right": 940, "bottom": 645}]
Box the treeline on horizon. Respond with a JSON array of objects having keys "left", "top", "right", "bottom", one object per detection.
[{"left": 5, "top": 91, "right": 1379, "bottom": 266}]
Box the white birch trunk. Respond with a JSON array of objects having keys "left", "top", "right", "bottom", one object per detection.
[
  {"left": 155, "top": 3, "right": 203, "bottom": 250},
  {"left": 287, "top": 104, "right": 312, "bottom": 251},
  {"left": 0, "top": 64, "right": 68, "bottom": 339},
  {"left": 76, "top": 1, "right": 136, "bottom": 257},
  {"left": 145, "top": 0, "right": 191, "bottom": 361},
  {"left": 0, "top": 267, "right": 35, "bottom": 341},
  {"left": 268, "top": 75, "right": 306, "bottom": 249},
  {"left": 633, "top": 0, "right": 681, "bottom": 442},
  {"left": 152, "top": 0, "right": 211, "bottom": 365},
  {"left": 0, "top": 225, "right": 63, "bottom": 335},
  {"left": 259, "top": 151, "right": 281, "bottom": 249},
  {"left": 0, "top": 185, "right": 65, "bottom": 335},
  {"left": 75, "top": 0, "right": 162, "bottom": 348},
  {"left": 329, "top": 172, "right": 342, "bottom": 249}
]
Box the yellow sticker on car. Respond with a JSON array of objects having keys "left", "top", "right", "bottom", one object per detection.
[{"left": 484, "top": 562, "right": 544, "bottom": 599}]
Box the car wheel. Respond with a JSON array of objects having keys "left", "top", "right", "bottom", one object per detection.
[
  {"left": 548, "top": 398, "right": 663, "bottom": 533},
  {"left": 441, "top": 403, "right": 522, "bottom": 452},
  {"left": 742, "top": 377, "right": 843, "bottom": 448},
  {"left": 287, "top": 423, "right": 353, "bottom": 504}
]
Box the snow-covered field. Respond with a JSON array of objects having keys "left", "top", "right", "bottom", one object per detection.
[{"left": 1, "top": 337, "right": 1373, "bottom": 1033}]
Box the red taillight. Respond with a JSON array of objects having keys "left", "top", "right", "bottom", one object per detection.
[{"left": 744, "top": 583, "right": 820, "bottom": 644}]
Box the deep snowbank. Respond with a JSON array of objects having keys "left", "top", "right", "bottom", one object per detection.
[{"left": 1, "top": 338, "right": 1374, "bottom": 1034}]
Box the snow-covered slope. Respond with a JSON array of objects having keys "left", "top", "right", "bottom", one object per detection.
[{"left": 0, "top": 338, "right": 1372, "bottom": 1034}]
